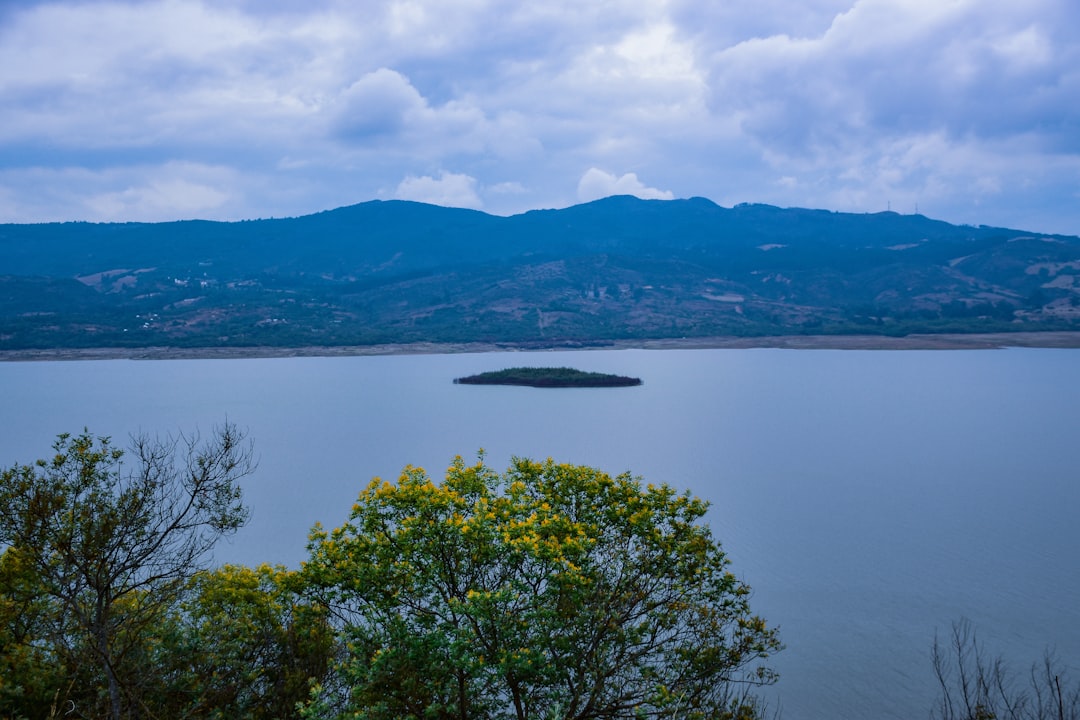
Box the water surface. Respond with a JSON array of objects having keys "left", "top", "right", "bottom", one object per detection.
[{"left": 2, "top": 348, "right": 1077, "bottom": 719}]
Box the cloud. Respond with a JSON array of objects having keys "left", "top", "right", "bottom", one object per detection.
[
  {"left": 0, "top": 161, "right": 242, "bottom": 223},
  {"left": 0, "top": 0, "right": 1078, "bottom": 234},
  {"left": 706, "top": 0, "right": 1080, "bottom": 149},
  {"left": 489, "top": 181, "right": 527, "bottom": 195},
  {"left": 0, "top": 0, "right": 333, "bottom": 160},
  {"left": 577, "top": 169, "right": 674, "bottom": 203},
  {"left": 334, "top": 68, "right": 425, "bottom": 140},
  {"left": 87, "top": 178, "right": 230, "bottom": 222},
  {"left": 393, "top": 171, "right": 482, "bottom": 209},
  {"left": 692, "top": 0, "right": 1080, "bottom": 229}
]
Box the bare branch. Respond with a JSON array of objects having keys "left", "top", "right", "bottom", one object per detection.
[
  {"left": 0, "top": 422, "right": 255, "bottom": 720},
  {"left": 931, "top": 619, "right": 1080, "bottom": 720}
]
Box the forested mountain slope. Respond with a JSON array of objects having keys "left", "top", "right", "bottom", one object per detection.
[{"left": 3, "top": 196, "right": 1078, "bottom": 349}]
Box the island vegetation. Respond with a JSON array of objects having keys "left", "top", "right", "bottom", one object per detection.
[{"left": 454, "top": 366, "right": 643, "bottom": 387}]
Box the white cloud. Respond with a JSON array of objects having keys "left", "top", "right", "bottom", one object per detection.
[
  {"left": 335, "top": 68, "right": 426, "bottom": 140},
  {"left": 0, "top": 161, "right": 245, "bottom": 223},
  {"left": 80, "top": 161, "right": 239, "bottom": 222},
  {"left": 708, "top": 0, "right": 1080, "bottom": 148},
  {"left": 577, "top": 168, "right": 674, "bottom": 203},
  {"left": 489, "top": 181, "right": 527, "bottom": 195},
  {"left": 393, "top": 171, "right": 482, "bottom": 209},
  {"left": 87, "top": 179, "right": 230, "bottom": 222},
  {"left": 0, "top": 0, "right": 1078, "bottom": 234},
  {"left": 694, "top": 0, "right": 1080, "bottom": 231}
]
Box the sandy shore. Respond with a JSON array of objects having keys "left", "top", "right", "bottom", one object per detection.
[{"left": 3, "top": 331, "right": 1080, "bottom": 362}]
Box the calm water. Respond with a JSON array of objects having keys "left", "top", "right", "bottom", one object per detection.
[{"left": 1, "top": 348, "right": 1078, "bottom": 719}]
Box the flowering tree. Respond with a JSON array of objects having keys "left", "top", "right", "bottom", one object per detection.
[
  {"left": 151, "top": 564, "right": 335, "bottom": 719},
  {"left": 303, "top": 455, "right": 780, "bottom": 720}
]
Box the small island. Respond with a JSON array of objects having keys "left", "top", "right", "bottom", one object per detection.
[{"left": 454, "top": 367, "right": 642, "bottom": 388}]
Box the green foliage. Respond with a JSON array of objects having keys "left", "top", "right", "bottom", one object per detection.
[
  {"left": 0, "top": 425, "right": 255, "bottom": 720},
  {"left": 4, "top": 197, "right": 1080, "bottom": 351},
  {"left": 302, "top": 455, "right": 780, "bottom": 720},
  {"left": 151, "top": 564, "right": 336, "bottom": 720},
  {"left": 454, "top": 366, "right": 643, "bottom": 387},
  {"left": 0, "top": 546, "right": 68, "bottom": 720}
]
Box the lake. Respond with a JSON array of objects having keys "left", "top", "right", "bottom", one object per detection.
[{"left": 1, "top": 347, "right": 1078, "bottom": 719}]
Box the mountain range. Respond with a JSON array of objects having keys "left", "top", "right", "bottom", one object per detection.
[{"left": 3, "top": 195, "right": 1079, "bottom": 351}]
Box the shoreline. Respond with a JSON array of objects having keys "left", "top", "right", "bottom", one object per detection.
[{"left": 3, "top": 331, "right": 1080, "bottom": 362}]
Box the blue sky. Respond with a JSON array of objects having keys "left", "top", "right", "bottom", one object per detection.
[{"left": 1, "top": 0, "right": 1078, "bottom": 234}]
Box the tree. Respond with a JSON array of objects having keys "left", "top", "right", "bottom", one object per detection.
[
  {"left": 0, "top": 424, "right": 255, "bottom": 720},
  {"left": 0, "top": 544, "right": 68, "bottom": 719},
  {"left": 150, "top": 564, "right": 336, "bottom": 720},
  {"left": 302, "top": 455, "right": 780, "bottom": 720},
  {"left": 931, "top": 619, "right": 1080, "bottom": 720}
]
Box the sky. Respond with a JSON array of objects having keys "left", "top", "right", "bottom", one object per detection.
[{"left": 1, "top": 0, "right": 1078, "bottom": 235}]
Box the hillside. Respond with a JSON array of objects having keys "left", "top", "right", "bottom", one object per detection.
[{"left": 2, "top": 196, "right": 1079, "bottom": 350}]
